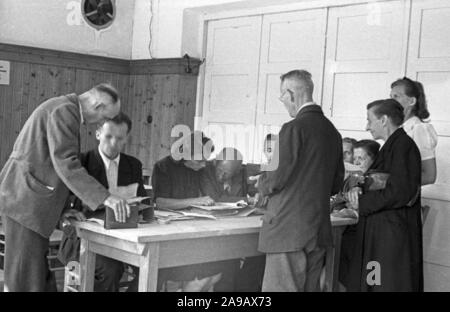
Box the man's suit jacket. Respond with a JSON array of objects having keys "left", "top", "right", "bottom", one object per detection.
[
  {"left": 257, "top": 105, "right": 344, "bottom": 253},
  {"left": 0, "top": 94, "right": 110, "bottom": 238},
  {"left": 75, "top": 149, "right": 147, "bottom": 218}
]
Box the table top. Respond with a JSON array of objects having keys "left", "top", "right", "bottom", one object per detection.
[{"left": 74, "top": 215, "right": 357, "bottom": 244}]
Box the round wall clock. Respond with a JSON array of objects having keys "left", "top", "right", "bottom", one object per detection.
[{"left": 81, "top": 0, "right": 116, "bottom": 30}]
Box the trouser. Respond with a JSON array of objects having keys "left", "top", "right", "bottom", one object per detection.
[
  {"left": 235, "top": 256, "right": 266, "bottom": 292},
  {"left": 94, "top": 255, "right": 125, "bottom": 292},
  {"left": 3, "top": 216, "right": 57, "bottom": 292},
  {"left": 262, "top": 246, "right": 326, "bottom": 292}
]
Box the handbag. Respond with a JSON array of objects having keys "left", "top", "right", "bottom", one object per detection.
[{"left": 363, "top": 170, "right": 390, "bottom": 192}]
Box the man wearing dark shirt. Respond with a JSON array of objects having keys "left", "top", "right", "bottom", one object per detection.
[
  {"left": 200, "top": 147, "right": 265, "bottom": 292},
  {"left": 152, "top": 131, "right": 226, "bottom": 291}
]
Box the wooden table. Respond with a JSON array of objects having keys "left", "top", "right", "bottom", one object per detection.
[{"left": 73, "top": 215, "right": 356, "bottom": 292}]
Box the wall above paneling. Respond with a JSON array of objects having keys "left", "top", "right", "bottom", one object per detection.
[{"left": 0, "top": 0, "right": 135, "bottom": 59}]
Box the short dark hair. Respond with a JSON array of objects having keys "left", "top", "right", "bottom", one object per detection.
[
  {"left": 391, "top": 77, "right": 429, "bottom": 120},
  {"left": 98, "top": 112, "right": 132, "bottom": 133},
  {"left": 354, "top": 140, "right": 380, "bottom": 160},
  {"left": 280, "top": 70, "right": 314, "bottom": 95},
  {"left": 367, "top": 99, "right": 405, "bottom": 127},
  {"left": 92, "top": 83, "right": 119, "bottom": 104},
  {"left": 342, "top": 137, "right": 357, "bottom": 146}
]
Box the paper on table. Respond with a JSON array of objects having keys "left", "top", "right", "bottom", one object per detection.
[
  {"left": 156, "top": 209, "right": 217, "bottom": 220},
  {"left": 87, "top": 218, "right": 105, "bottom": 227},
  {"left": 108, "top": 183, "right": 150, "bottom": 205},
  {"left": 127, "top": 197, "right": 151, "bottom": 205}
]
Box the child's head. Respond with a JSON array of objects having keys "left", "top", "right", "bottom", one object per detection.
[{"left": 263, "top": 133, "right": 278, "bottom": 163}]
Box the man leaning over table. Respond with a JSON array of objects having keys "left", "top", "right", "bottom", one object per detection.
[
  {"left": 0, "top": 83, "right": 130, "bottom": 292},
  {"left": 253, "top": 70, "right": 344, "bottom": 292}
]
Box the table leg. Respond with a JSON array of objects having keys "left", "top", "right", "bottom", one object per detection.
[
  {"left": 79, "top": 238, "right": 96, "bottom": 292},
  {"left": 138, "top": 243, "right": 160, "bottom": 292}
]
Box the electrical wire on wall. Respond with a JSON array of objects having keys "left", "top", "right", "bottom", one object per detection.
[{"left": 148, "top": 0, "right": 154, "bottom": 58}]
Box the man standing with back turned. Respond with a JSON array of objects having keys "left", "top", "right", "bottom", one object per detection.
[
  {"left": 254, "top": 70, "right": 344, "bottom": 291},
  {"left": 0, "top": 83, "right": 130, "bottom": 292}
]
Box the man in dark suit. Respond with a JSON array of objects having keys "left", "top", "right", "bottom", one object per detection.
[
  {"left": 254, "top": 70, "right": 344, "bottom": 292},
  {"left": 0, "top": 83, "right": 131, "bottom": 292},
  {"left": 70, "top": 112, "right": 147, "bottom": 292}
]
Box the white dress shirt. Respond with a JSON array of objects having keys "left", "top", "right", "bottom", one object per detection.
[
  {"left": 98, "top": 146, "right": 120, "bottom": 189},
  {"left": 402, "top": 116, "right": 438, "bottom": 161}
]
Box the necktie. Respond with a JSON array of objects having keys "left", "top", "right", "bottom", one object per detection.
[{"left": 107, "top": 160, "right": 118, "bottom": 191}]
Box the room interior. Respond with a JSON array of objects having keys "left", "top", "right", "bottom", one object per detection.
[{"left": 0, "top": 0, "right": 449, "bottom": 291}]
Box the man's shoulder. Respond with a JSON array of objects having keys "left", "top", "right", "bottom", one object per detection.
[
  {"left": 395, "top": 129, "right": 420, "bottom": 152},
  {"left": 40, "top": 94, "right": 77, "bottom": 111},
  {"left": 121, "top": 153, "right": 143, "bottom": 168}
]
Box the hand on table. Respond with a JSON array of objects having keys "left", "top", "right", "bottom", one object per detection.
[
  {"left": 103, "top": 195, "right": 130, "bottom": 223},
  {"left": 248, "top": 193, "right": 268, "bottom": 208}
]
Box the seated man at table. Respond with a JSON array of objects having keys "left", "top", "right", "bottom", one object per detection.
[
  {"left": 152, "top": 131, "right": 231, "bottom": 292},
  {"left": 201, "top": 147, "right": 266, "bottom": 292},
  {"left": 59, "top": 112, "right": 147, "bottom": 292}
]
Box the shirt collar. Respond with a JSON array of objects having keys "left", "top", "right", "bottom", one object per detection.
[
  {"left": 296, "top": 101, "right": 317, "bottom": 115},
  {"left": 78, "top": 97, "right": 85, "bottom": 125},
  {"left": 98, "top": 146, "right": 120, "bottom": 170}
]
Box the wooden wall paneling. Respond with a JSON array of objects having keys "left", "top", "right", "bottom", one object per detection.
[
  {"left": 125, "top": 73, "right": 198, "bottom": 177},
  {"left": 0, "top": 43, "right": 130, "bottom": 75},
  {"left": 0, "top": 44, "right": 200, "bottom": 173},
  {"left": 163, "top": 75, "right": 180, "bottom": 163},
  {"left": 139, "top": 75, "right": 155, "bottom": 169},
  {"left": 177, "top": 75, "right": 197, "bottom": 131},
  {"left": 0, "top": 62, "right": 19, "bottom": 166},
  {"left": 10, "top": 62, "right": 27, "bottom": 165},
  {"left": 125, "top": 74, "right": 139, "bottom": 158},
  {"left": 143, "top": 75, "right": 165, "bottom": 174},
  {"left": 130, "top": 74, "right": 152, "bottom": 167},
  {"left": 151, "top": 75, "right": 177, "bottom": 171}
]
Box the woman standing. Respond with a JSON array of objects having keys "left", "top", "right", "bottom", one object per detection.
[
  {"left": 343, "top": 99, "right": 423, "bottom": 292},
  {"left": 390, "top": 77, "right": 438, "bottom": 185}
]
